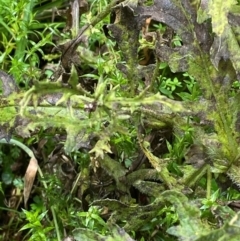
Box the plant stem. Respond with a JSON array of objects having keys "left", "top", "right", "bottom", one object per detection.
[
  {"left": 51, "top": 206, "right": 61, "bottom": 241},
  {"left": 0, "top": 138, "right": 61, "bottom": 241},
  {"left": 62, "top": 0, "right": 125, "bottom": 59},
  {"left": 206, "top": 165, "right": 211, "bottom": 199}
]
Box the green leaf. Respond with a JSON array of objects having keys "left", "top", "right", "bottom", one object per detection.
[
  {"left": 89, "top": 138, "right": 112, "bottom": 159},
  {"left": 194, "top": 212, "right": 240, "bottom": 241},
  {"left": 68, "top": 65, "right": 79, "bottom": 89},
  {"left": 73, "top": 225, "right": 135, "bottom": 241},
  {"left": 163, "top": 191, "right": 210, "bottom": 240},
  {"left": 208, "top": 0, "right": 237, "bottom": 36}
]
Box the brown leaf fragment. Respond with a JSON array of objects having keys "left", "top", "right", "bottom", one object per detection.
[
  {"left": 24, "top": 157, "right": 38, "bottom": 208},
  {"left": 0, "top": 70, "right": 19, "bottom": 96}
]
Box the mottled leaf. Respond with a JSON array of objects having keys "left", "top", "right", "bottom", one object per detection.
[{"left": 73, "top": 225, "right": 135, "bottom": 241}]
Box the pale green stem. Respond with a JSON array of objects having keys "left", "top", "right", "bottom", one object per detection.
[
  {"left": 0, "top": 138, "right": 61, "bottom": 241},
  {"left": 206, "top": 165, "right": 211, "bottom": 199},
  {"left": 14, "top": 0, "right": 36, "bottom": 61}
]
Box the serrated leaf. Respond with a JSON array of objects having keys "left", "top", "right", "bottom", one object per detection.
[
  {"left": 163, "top": 191, "right": 210, "bottom": 240},
  {"left": 139, "top": 139, "right": 176, "bottom": 189},
  {"left": 193, "top": 212, "right": 240, "bottom": 241},
  {"left": 99, "top": 154, "right": 127, "bottom": 185}
]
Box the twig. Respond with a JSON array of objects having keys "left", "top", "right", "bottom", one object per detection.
[{"left": 61, "top": 0, "right": 124, "bottom": 62}]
